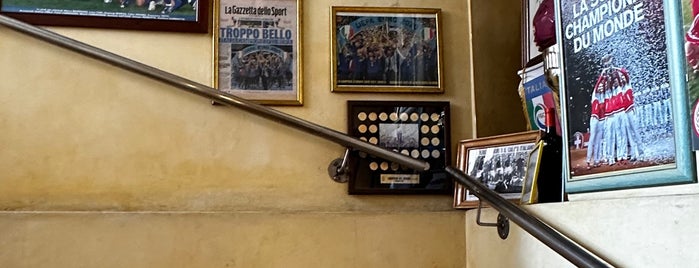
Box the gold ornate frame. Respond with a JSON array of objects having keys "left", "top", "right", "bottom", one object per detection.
[
  {"left": 213, "top": 0, "right": 303, "bottom": 105},
  {"left": 330, "top": 6, "right": 443, "bottom": 93}
]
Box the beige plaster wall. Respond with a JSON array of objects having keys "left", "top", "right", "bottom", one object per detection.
[
  {"left": 1, "top": 212, "right": 464, "bottom": 268},
  {"left": 470, "top": 0, "right": 527, "bottom": 137},
  {"left": 0, "top": 0, "right": 472, "bottom": 267}
]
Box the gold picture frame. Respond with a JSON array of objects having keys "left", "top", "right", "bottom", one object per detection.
[
  {"left": 520, "top": 140, "right": 543, "bottom": 205},
  {"left": 213, "top": 0, "right": 303, "bottom": 105},
  {"left": 330, "top": 6, "right": 444, "bottom": 93},
  {"left": 453, "top": 131, "right": 540, "bottom": 209}
]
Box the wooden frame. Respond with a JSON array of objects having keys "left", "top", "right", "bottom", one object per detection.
[
  {"left": 522, "top": 0, "right": 544, "bottom": 67},
  {"left": 555, "top": 0, "right": 696, "bottom": 193},
  {"left": 453, "top": 131, "right": 540, "bottom": 209},
  {"left": 0, "top": 0, "right": 209, "bottom": 33},
  {"left": 346, "top": 101, "right": 450, "bottom": 194},
  {"left": 213, "top": 0, "right": 303, "bottom": 105},
  {"left": 330, "top": 6, "right": 443, "bottom": 93}
]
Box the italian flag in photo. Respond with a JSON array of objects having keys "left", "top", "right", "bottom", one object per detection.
[
  {"left": 527, "top": 92, "right": 561, "bottom": 135},
  {"left": 522, "top": 62, "right": 561, "bottom": 135}
]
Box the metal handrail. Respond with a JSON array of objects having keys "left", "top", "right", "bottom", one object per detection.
[
  {"left": 446, "top": 167, "right": 612, "bottom": 267},
  {"left": 0, "top": 14, "right": 428, "bottom": 172},
  {"left": 0, "top": 14, "right": 611, "bottom": 267}
]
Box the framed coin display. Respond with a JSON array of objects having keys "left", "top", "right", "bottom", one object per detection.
[{"left": 346, "top": 101, "right": 451, "bottom": 194}]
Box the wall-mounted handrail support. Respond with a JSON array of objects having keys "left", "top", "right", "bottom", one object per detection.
[
  {"left": 446, "top": 167, "right": 613, "bottom": 267},
  {"left": 328, "top": 148, "right": 352, "bottom": 183},
  {"left": 475, "top": 200, "right": 510, "bottom": 240},
  {"left": 0, "top": 14, "right": 613, "bottom": 268}
]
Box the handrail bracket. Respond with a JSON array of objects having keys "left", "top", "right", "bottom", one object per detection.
[
  {"left": 328, "top": 148, "right": 352, "bottom": 183},
  {"left": 476, "top": 200, "right": 510, "bottom": 240}
]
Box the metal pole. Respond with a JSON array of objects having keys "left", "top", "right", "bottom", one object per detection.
[
  {"left": 446, "top": 166, "right": 613, "bottom": 268},
  {"left": 0, "top": 14, "right": 429, "bottom": 171}
]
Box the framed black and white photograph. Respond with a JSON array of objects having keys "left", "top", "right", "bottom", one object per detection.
[
  {"left": 0, "top": 0, "right": 209, "bottom": 32},
  {"left": 453, "top": 131, "right": 540, "bottom": 209},
  {"left": 347, "top": 101, "right": 450, "bottom": 194}
]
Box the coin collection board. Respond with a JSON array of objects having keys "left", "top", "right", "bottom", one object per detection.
[{"left": 347, "top": 101, "right": 451, "bottom": 194}]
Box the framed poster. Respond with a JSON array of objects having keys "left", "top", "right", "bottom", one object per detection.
[
  {"left": 682, "top": 0, "right": 699, "bottom": 149},
  {"left": 330, "top": 7, "right": 443, "bottom": 93},
  {"left": 213, "top": 0, "right": 302, "bottom": 105},
  {"left": 453, "top": 131, "right": 540, "bottom": 209},
  {"left": 346, "top": 101, "right": 450, "bottom": 194},
  {"left": 0, "top": 0, "right": 209, "bottom": 33},
  {"left": 555, "top": 0, "right": 696, "bottom": 193},
  {"left": 522, "top": 0, "right": 545, "bottom": 67}
]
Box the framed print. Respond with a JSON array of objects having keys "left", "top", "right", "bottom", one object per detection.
[
  {"left": 347, "top": 101, "right": 450, "bottom": 194},
  {"left": 520, "top": 141, "right": 543, "bottom": 205},
  {"left": 330, "top": 7, "right": 444, "bottom": 93},
  {"left": 453, "top": 131, "right": 540, "bottom": 209},
  {"left": 682, "top": 0, "right": 699, "bottom": 149},
  {"left": 522, "top": 0, "right": 544, "bottom": 67},
  {"left": 213, "top": 0, "right": 302, "bottom": 105},
  {"left": 555, "top": 0, "right": 696, "bottom": 193},
  {"left": 0, "top": 0, "right": 209, "bottom": 33}
]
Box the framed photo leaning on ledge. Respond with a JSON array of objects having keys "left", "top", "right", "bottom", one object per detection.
[
  {"left": 453, "top": 131, "right": 540, "bottom": 209},
  {"left": 330, "top": 6, "right": 443, "bottom": 93}
]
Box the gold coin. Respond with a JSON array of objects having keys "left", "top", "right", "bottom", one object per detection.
[{"left": 358, "top": 112, "right": 367, "bottom": 121}]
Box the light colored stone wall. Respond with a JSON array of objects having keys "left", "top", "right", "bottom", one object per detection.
[{"left": 0, "top": 0, "right": 472, "bottom": 267}]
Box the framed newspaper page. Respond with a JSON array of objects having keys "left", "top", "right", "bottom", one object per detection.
[
  {"left": 0, "top": 0, "right": 209, "bottom": 33},
  {"left": 213, "top": 0, "right": 302, "bottom": 105},
  {"left": 330, "top": 7, "right": 444, "bottom": 93},
  {"left": 554, "top": 0, "right": 696, "bottom": 193}
]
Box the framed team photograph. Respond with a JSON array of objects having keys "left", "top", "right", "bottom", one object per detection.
[
  {"left": 330, "top": 6, "right": 444, "bottom": 93},
  {"left": 453, "top": 131, "right": 540, "bottom": 209},
  {"left": 555, "top": 0, "right": 696, "bottom": 193},
  {"left": 213, "top": 0, "right": 302, "bottom": 105},
  {"left": 346, "top": 101, "right": 450, "bottom": 194},
  {"left": 0, "top": 0, "right": 209, "bottom": 33}
]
